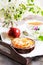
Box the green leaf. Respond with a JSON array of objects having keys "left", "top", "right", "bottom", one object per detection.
[
  {"left": 19, "top": 4, "right": 26, "bottom": 10},
  {"left": 27, "top": 3, "right": 34, "bottom": 6},
  {"left": 14, "top": 14, "right": 18, "bottom": 20},
  {"left": 19, "top": 11, "right": 22, "bottom": 14},
  {"left": 37, "top": 11, "right": 39, "bottom": 13},
  {"left": 8, "top": 0, "right": 11, "bottom": 2},
  {"left": 29, "top": 7, "right": 34, "bottom": 11},
  {"left": 27, "top": 0, "right": 31, "bottom": 3},
  {"left": 27, "top": 0, "right": 34, "bottom": 3},
  {"left": 29, "top": 7, "right": 35, "bottom": 13},
  {"left": 18, "top": 14, "right": 21, "bottom": 18},
  {"left": 38, "top": 36, "right": 43, "bottom": 41},
  {"left": 35, "top": 31, "right": 39, "bottom": 34},
  {"left": 31, "top": 0, "right": 34, "bottom": 2},
  {"left": 41, "top": 11, "right": 43, "bottom": 16},
  {"left": 14, "top": 13, "right": 21, "bottom": 20},
  {"left": 4, "top": 11, "right": 11, "bottom": 20}
]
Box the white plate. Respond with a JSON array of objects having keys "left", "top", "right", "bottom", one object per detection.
[{"left": 1, "top": 15, "right": 43, "bottom": 58}]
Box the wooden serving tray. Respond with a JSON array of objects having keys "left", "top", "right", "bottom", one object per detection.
[
  {"left": 0, "top": 41, "right": 32, "bottom": 65},
  {"left": 1, "top": 15, "right": 43, "bottom": 65}
]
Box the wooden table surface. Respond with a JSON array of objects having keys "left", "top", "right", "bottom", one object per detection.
[{"left": 0, "top": 54, "right": 43, "bottom": 65}]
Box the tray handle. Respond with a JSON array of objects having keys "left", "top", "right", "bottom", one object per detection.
[{"left": 0, "top": 41, "right": 31, "bottom": 65}]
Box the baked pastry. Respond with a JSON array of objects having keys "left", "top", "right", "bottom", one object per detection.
[
  {"left": 28, "top": 22, "right": 43, "bottom": 25},
  {"left": 12, "top": 38, "right": 35, "bottom": 54}
]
